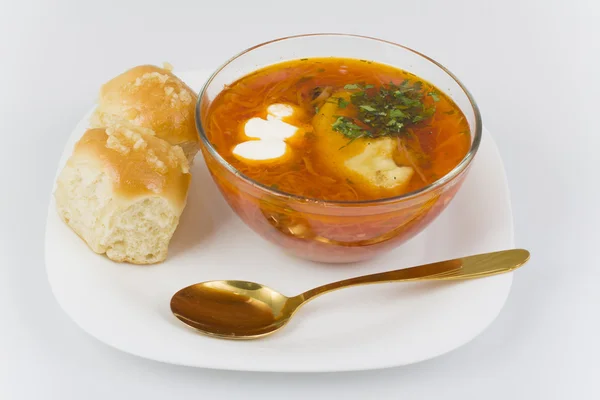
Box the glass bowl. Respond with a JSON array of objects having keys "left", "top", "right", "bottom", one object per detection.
[{"left": 196, "top": 34, "right": 482, "bottom": 263}]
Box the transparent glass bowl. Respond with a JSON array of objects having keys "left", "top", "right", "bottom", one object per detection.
[{"left": 196, "top": 34, "right": 482, "bottom": 263}]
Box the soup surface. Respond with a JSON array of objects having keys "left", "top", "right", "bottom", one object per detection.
[{"left": 205, "top": 58, "right": 470, "bottom": 201}]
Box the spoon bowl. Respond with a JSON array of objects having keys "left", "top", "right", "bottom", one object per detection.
[
  {"left": 171, "top": 249, "right": 530, "bottom": 339},
  {"left": 171, "top": 280, "right": 299, "bottom": 338}
]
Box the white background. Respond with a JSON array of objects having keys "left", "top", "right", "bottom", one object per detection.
[{"left": 1, "top": 0, "right": 598, "bottom": 398}]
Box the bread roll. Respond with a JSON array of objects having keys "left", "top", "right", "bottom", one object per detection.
[
  {"left": 91, "top": 65, "right": 199, "bottom": 163},
  {"left": 55, "top": 125, "right": 191, "bottom": 264}
]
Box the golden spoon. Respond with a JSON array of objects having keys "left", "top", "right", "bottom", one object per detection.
[{"left": 170, "top": 249, "right": 530, "bottom": 340}]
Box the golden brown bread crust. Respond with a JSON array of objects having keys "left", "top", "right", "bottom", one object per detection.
[
  {"left": 93, "top": 65, "right": 199, "bottom": 161},
  {"left": 73, "top": 126, "right": 191, "bottom": 209}
]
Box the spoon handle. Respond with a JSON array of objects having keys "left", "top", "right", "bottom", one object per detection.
[{"left": 298, "top": 249, "right": 530, "bottom": 302}]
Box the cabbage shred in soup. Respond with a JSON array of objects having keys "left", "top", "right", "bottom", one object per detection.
[{"left": 205, "top": 58, "right": 471, "bottom": 201}]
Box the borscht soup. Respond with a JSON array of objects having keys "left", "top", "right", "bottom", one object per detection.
[
  {"left": 198, "top": 35, "right": 480, "bottom": 263},
  {"left": 205, "top": 58, "right": 470, "bottom": 202}
]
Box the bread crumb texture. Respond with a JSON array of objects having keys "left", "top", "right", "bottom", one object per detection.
[
  {"left": 130, "top": 72, "right": 193, "bottom": 108},
  {"left": 91, "top": 65, "right": 199, "bottom": 163},
  {"left": 105, "top": 124, "right": 189, "bottom": 175},
  {"left": 54, "top": 127, "right": 190, "bottom": 264}
]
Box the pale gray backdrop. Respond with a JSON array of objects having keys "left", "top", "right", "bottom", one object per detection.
[{"left": 1, "top": 0, "right": 598, "bottom": 398}]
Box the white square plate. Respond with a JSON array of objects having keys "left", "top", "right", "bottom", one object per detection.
[{"left": 45, "top": 70, "right": 514, "bottom": 372}]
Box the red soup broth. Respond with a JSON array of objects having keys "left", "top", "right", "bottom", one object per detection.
[{"left": 201, "top": 58, "right": 472, "bottom": 262}]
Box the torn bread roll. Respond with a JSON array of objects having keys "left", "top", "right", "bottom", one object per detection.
[
  {"left": 91, "top": 65, "right": 199, "bottom": 163},
  {"left": 54, "top": 125, "right": 191, "bottom": 264}
]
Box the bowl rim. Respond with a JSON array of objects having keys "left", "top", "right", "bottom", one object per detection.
[{"left": 195, "top": 33, "right": 482, "bottom": 206}]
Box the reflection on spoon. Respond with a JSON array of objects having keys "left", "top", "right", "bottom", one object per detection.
[
  {"left": 171, "top": 282, "right": 281, "bottom": 336},
  {"left": 170, "top": 249, "right": 530, "bottom": 339}
]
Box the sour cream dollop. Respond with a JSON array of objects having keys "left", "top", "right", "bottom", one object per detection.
[{"left": 232, "top": 104, "right": 300, "bottom": 161}]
